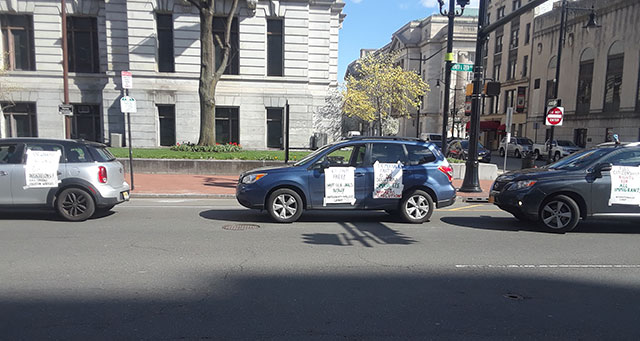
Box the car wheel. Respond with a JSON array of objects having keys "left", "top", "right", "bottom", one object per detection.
[
  {"left": 538, "top": 195, "right": 580, "bottom": 233},
  {"left": 56, "top": 187, "right": 96, "bottom": 222},
  {"left": 533, "top": 150, "right": 540, "bottom": 160},
  {"left": 499, "top": 148, "right": 505, "bottom": 157},
  {"left": 514, "top": 149, "right": 521, "bottom": 158},
  {"left": 400, "top": 190, "right": 434, "bottom": 224},
  {"left": 553, "top": 152, "right": 561, "bottom": 162},
  {"left": 267, "top": 188, "right": 303, "bottom": 223}
]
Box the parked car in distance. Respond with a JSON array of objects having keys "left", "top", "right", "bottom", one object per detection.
[
  {"left": 447, "top": 139, "right": 492, "bottom": 163},
  {"left": 532, "top": 139, "right": 582, "bottom": 161},
  {"left": 499, "top": 137, "right": 534, "bottom": 158},
  {"left": 420, "top": 133, "right": 442, "bottom": 149},
  {"left": 236, "top": 137, "right": 456, "bottom": 223},
  {"left": 0, "top": 138, "right": 130, "bottom": 221},
  {"left": 490, "top": 142, "right": 640, "bottom": 232}
]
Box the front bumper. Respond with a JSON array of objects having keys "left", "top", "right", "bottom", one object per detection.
[
  {"left": 236, "top": 183, "right": 267, "bottom": 209},
  {"left": 491, "top": 186, "right": 545, "bottom": 220}
]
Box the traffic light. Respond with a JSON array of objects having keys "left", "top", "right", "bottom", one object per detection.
[{"left": 484, "top": 81, "right": 501, "bottom": 97}]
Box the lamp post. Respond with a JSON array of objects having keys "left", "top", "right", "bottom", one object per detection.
[
  {"left": 547, "top": 0, "right": 600, "bottom": 163},
  {"left": 437, "top": 0, "right": 469, "bottom": 158}
]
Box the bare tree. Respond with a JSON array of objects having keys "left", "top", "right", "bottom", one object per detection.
[{"left": 185, "top": 0, "right": 240, "bottom": 146}]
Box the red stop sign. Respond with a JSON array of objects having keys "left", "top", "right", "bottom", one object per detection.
[{"left": 546, "top": 106, "right": 563, "bottom": 126}]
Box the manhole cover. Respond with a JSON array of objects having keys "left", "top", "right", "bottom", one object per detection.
[
  {"left": 222, "top": 224, "right": 261, "bottom": 231},
  {"left": 503, "top": 293, "right": 524, "bottom": 300}
]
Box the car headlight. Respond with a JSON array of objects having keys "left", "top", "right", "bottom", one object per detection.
[
  {"left": 241, "top": 173, "right": 266, "bottom": 184},
  {"left": 509, "top": 180, "right": 537, "bottom": 191}
]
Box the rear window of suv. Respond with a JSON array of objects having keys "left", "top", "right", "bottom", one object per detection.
[{"left": 87, "top": 146, "right": 116, "bottom": 162}]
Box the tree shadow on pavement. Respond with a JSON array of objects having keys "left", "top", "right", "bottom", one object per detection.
[
  {"left": 200, "top": 176, "right": 237, "bottom": 188},
  {"left": 302, "top": 221, "right": 417, "bottom": 247},
  {"left": 441, "top": 216, "right": 640, "bottom": 234}
]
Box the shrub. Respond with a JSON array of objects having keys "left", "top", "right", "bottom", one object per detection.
[{"left": 171, "top": 142, "right": 242, "bottom": 153}]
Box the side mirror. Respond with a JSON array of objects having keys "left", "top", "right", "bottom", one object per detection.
[
  {"left": 592, "top": 163, "right": 612, "bottom": 178},
  {"left": 321, "top": 159, "right": 330, "bottom": 169}
]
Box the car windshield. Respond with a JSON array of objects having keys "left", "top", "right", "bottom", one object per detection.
[
  {"left": 293, "top": 143, "right": 335, "bottom": 166},
  {"left": 546, "top": 148, "right": 611, "bottom": 170},
  {"left": 429, "top": 135, "right": 441, "bottom": 141},
  {"left": 557, "top": 140, "right": 577, "bottom": 147},
  {"left": 517, "top": 138, "right": 533, "bottom": 145}
]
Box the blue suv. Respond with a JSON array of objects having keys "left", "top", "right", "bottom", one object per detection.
[{"left": 236, "top": 137, "right": 456, "bottom": 223}]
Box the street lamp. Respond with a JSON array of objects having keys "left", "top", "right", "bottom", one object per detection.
[
  {"left": 437, "top": 0, "right": 469, "bottom": 158},
  {"left": 547, "top": 0, "right": 600, "bottom": 163}
]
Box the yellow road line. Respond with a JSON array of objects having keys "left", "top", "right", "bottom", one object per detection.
[{"left": 446, "top": 204, "right": 486, "bottom": 211}]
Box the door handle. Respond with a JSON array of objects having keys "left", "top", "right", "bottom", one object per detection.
[
  {"left": 0, "top": 171, "right": 7, "bottom": 176},
  {"left": 57, "top": 171, "right": 63, "bottom": 176},
  {"left": 355, "top": 172, "right": 365, "bottom": 177}
]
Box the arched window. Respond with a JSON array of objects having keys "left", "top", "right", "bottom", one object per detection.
[
  {"left": 545, "top": 56, "right": 557, "bottom": 105},
  {"left": 576, "top": 48, "right": 595, "bottom": 114},
  {"left": 603, "top": 41, "right": 624, "bottom": 113}
]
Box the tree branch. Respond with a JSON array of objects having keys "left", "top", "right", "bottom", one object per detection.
[
  {"left": 185, "top": 0, "right": 202, "bottom": 11},
  {"left": 214, "top": 0, "right": 239, "bottom": 78}
]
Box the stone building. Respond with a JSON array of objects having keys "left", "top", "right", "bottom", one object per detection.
[
  {"left": 346, "top": 10, "right": 478, "bottom": 139},
  {"left": 0, "top": 0, "right": 345, "bottom": 148},
  {"left": 527, "top": 0, "right": 640, "bottom": 147}
]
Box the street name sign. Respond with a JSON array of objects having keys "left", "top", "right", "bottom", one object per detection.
[
  {"left": 121, "top": 71, "right": 133, "bottom": 89},
  {"left": 545, "top": 106, "right": 564, "bottom": 126},
  {"left": 451, "top": 63, "right": 474, "bottom": 72},
  {"left": 120, "top": 96, "right": 137, "bottom": 113},
  {"left": 58, "top": 104, "right": 73, "bottom": 116}
]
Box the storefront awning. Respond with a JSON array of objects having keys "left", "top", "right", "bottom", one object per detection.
[{"left": 465, "top": 120, "right": 501, "bottom": 131}]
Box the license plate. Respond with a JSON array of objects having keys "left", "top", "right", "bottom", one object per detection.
[
  {"left": 488, "top": 195, "right": 494, "bottom": 204},
  {"left": 122, "top": 191, "right": 130, "bottom": 201}
]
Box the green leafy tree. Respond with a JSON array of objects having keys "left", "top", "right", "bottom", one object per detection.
[{"left": 343, "top": 53, "right": 428, "bottom": 136}]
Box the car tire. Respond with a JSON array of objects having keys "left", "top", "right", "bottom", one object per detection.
[
  {"left": 553, "top": 152, "right": 561, "bottom": 162},
  {"left": 267, "top": 188, "right": 303, "bottom": 223},
  {"left": 56, "top": 187, "right": 96, "bottom": 222},
  {"left": 514, "top": 149, "right": 521, "bottom": 158},
  {"left": 538, "top": 195, "right": 580, "bottom": 233},
  {"left": 400, "top": 190, "right": 434, "bottom": 224},
  {"left": 499, "top": 148, "right": 505, "bottom": 157}
]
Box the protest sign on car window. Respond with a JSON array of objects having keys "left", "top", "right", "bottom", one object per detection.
[
  {"left": 373, "top": 161, "right": 403, "bottom": 199},
  {"left": 324, "top": 167, "right": 356, "bottom": 205},
  {"left": 608, "top": 166, "right": 640, "bottom": 206},
  {"left": 24, "top": 149, "right": 61, "bottom": 188}
]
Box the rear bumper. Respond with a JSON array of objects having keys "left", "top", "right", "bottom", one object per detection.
[
  {"left": 94, "top": 182, "right": 130, "bottom": 207},
  {"left": 437, "top": 196, "right": 456, "bottom": 208}
]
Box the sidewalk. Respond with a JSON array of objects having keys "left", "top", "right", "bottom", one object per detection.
[{"left": 127, "top": 173, "right": 494, "bottom": 201}]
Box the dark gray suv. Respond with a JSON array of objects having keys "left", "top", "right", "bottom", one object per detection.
[{"left": 0, "top": 138, "right": 130, "bottom": 221}]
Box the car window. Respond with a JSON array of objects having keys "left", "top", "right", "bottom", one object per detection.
[
  {"left": 87, "top": 146, "right": 115, "bottom": 162},
  {"left": 547, "top": 148, "right": 610, "bottom": 170},
  {"left": 352, "top": 144, "right": 366, "bottom": 167},
  {"left": 371, "top": 143, "right": 407, "bottom": 164},
  {"left": 599, "top": 150, "right": 640, "bottom": 167},
  {"left": 25, "top": 143, "right": 64, "bottom": 163},
  {"left": 406, "top": 144, "right": 435, "bottom": 165},
  {"left": 517, "top": 138, "right": 533, "bottom": 145},
  {"left": 0, "top": 144, "right": 21, "bottom": 164},
  {"left": 295, "top": 143, "right": 334, "bottom": 166},
  {"left": 66, "top": 146, "right": 93, "bottom": 163},
  {"left": 557, "top": 140, "right": 576, "bottom": 147},
  {"left": 320, "top": 146, "right": 356, "bottom": 167}
]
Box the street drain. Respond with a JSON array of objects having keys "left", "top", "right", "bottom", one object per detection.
[
  {"left": 222, "top": 224, "right": 261, "bottom": 231},
  {"left": 503, "top": 293, "right": 524, "bottom": 300}
]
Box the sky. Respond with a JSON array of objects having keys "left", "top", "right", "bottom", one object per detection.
[{"left": 337, "top": 0, "right": 480, "bottom": 82}]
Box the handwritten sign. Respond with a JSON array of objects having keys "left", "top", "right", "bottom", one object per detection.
[
  {"left": 324, "top": 167, "right": 356, "bottom": 205},
  {"left": 373, "top": 161, "right": 403, "bottom": 199},
  {"left": 609, "top": 166, "right": 640, "bottom": 206},
  {"left": 24, "top": 149, "right": 61, "bottom": 188}
]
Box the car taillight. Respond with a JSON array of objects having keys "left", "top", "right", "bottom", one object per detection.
[
  {"left": 98, "top": 166, "right": 108, "bottom": 184},
  {"left": 438, "top": 165, "right": 453, "bottom": 182}
]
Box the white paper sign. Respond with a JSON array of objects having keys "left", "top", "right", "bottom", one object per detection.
[
  {"left": 120, "top": 96, "right": 137, "bottom": 113},
  {"left": 324, "top": 167, "right": 356, "bottom": 205},
  {"left": 24, "top": 149, "right": 61, "bottom": 188},
  {"left": 609, "top": 166, "right": 640, "bottom": 206},
  {"left": 373, "top": 161, "right": 403, "bottom": 199},
  {"left": 121, "top": 71, "right": 133, "bottom": 89}
]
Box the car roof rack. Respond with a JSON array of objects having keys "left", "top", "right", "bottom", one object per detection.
[{"left": 345, "top": 136, "right": 426, "bottom": 142}]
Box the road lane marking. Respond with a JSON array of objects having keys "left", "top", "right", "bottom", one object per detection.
[
  {"left": 456, "top": 264, "right": 640, "bottom": 269},
  {"left": 445, "top": 204, "right": 488, "bottom": 211}
]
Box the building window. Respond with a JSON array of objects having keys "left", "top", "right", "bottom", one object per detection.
[
  {"left": 495, "top": 32, "right": 503, "bottom": 54},
  {"left": 497, "top": 6, "right": 505, "bottom": 19},
  {"left": 636, "top": 58, "right": 640, "bottom": 112},
  {"left": 603, "top": 42, "right": 624, "bottom": 113},
  {"left": 576, "top": 48, "right": 594, "bottom": 115},
  {"left": 213, "top": 17, "right": 239, "bottom": 75},
  {"left": 507, "top": 50, "right": 517, "bottom": 80},
  {"left": 524, "top": 23, "right": 531, "bottom": 45},
  {"left": 522, "top": 55, "right": 528, "bottom": 78},
  {"left": 574, "top": 128, "right": 587, "bottom": 148},
  {"left": 157, "top": 105, "right": 175, "bottom": 146},
  {"left": 71, "top": 104, "right": 101, "bottom": 142},
  {"left": 67, "top": 16, "right": 99, "bottom": 73},
  {"left": 493, "top": 61, "right": 501, "bottom": 82},
  {"left": 266, "top": 108, "right": 283, "bottom": 149},
  {"left": 486, "top": 12, "right": 491, "bottom": 25},
  {"left": 512, "top": 0, "right": 521, "bottom": 11},
  {"left": 2, "top": 102, "right": 37, "bottom": 137},
  {"left": 215, "top": 107, "right": 239, "bottom": 144},
  {"left": 504, "top": 89, "right": 516, "bottom": 112},
  {"left": 509, "top": 19, "right": 519, "bottom": 49},
  {"left": 267, "top": 19, "right": 283, "bottom": 76},
  {"left": 0, "top": 14, "right": 35, "bottom": 71},
  {"left": 156, "top": 13, "right": 174, "bottom": 72},
  {"left": 534, "top": 78, "right": 540, "bottom": 89}
]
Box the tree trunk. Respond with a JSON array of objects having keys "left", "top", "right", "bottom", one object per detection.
[{"left": 197, "top": 8, "right": 216, "bottom": 146}]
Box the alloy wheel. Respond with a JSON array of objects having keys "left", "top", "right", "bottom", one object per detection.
[
  {"left": 272, "top": 194, "right": 298, "bottom": 219},
  {"left": 541, "top": 200, "right": 573, "bottom": 230},
  {"left": 405, "top": 195, "right": 430, "bottom": 220},
  {"left": 61, "top": 191, "right": 89, "bottom": 217}
]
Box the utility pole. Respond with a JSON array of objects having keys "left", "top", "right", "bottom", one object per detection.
[{"left": 61, "top": 0, "right": 71, "bottom": 139}]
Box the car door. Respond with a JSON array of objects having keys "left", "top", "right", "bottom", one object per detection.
[
  {"left": 590, "top": 149, "right": 640, "bottom": 217},
  {"left": 11, "top": 142, "right": 65, "bottom": 205},
  {"left": 307, "top": 143, "right": 369, "bottom": 209},
  {"left": 365, "top": 142, "right": 409, "bottom": 210},
  {"left": 0, "top": 143, "right": 23, "bottom": 205}
]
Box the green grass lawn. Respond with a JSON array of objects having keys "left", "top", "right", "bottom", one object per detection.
[{"left": 108, "top": 147, "right": 311, "bottom": 161}]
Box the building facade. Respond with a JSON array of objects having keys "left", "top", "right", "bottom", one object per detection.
[
  {"left": 0, "top": 0, "right": 345, "bottom": 148},
  {"left": 480, "top": 0, "right": 536, "bottom": 150},
  {"left": 527, "top": 0, "right": 640, "bottom": 147}
]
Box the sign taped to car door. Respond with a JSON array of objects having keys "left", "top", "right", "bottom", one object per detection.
[
  {"left": 24, "top": 149, "right": 61, "bottom": 188},
  {"left": 324, "top": 167, "right": 356, "bottom": 205},
  {"left": 608, "top": 166, "right": 640, "bottom": 206},
  {"left": 373, "top": 161, "right": 403, "bottom": 199}
]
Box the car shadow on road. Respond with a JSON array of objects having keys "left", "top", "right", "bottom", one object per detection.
[
  {"left": 0, "top": 208, "right": 115, "bottom": 222},
  {"left": 199, "top": 209, "right": 406, "bottom": 224},
  {"left": 441, "top": 216, "right": 640, "bottom": 234}
]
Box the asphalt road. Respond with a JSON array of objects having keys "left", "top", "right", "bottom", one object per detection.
[{"left": 2, "top": 199, "right": 640, "bottom": 340}]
